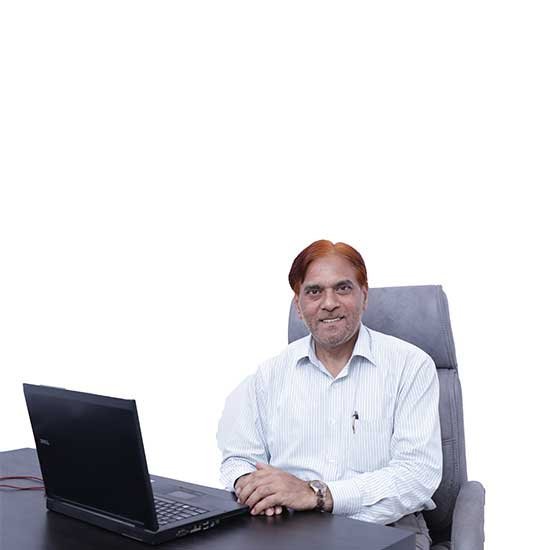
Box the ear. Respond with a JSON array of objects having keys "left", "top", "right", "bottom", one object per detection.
[
  {"left": 362, "top": 287, "right": 368, "bottom": 311},
  {"left": 294, "top": 294, "right": 304, "bottom": 320}
]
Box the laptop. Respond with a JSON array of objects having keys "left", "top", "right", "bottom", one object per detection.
[{"left": 23, "top": 383, "right": 248, "bottom": 545}]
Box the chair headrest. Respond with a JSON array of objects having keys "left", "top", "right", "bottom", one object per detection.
[{"left": 288, "top": 285, "right": 458, "bottom": 369}]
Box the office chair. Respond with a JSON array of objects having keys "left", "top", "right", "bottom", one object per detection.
[{"left": 288, "top": 285, "right": 485, "bottom": 550}]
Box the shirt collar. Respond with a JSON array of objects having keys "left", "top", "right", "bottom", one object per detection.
[{"left": 294, "top": 323, "right": 376, "bottom": 369}]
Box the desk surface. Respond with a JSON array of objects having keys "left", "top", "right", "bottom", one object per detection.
[{"left": 0, "top": 448, "right": 414, "bottom": 550}]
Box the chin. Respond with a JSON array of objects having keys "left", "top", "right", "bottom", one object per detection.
[
  {"left": 314, "top": 333, "right": 349, "bottom": 349},
  {"left": 314, "top": 326, "right": 358, "bottom": 349},
  {"left": 325, "top": 338, "right": 350, "bottom": 348}
]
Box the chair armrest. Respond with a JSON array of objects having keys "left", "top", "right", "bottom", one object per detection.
[{"left": 451, "top": 480, "right": 486, "bottom": 550}]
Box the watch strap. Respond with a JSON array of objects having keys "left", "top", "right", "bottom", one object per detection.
[{"left": 309, "top": 480, "right": 327, "bottom": 512}]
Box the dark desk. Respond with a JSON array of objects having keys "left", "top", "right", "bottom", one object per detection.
[{"left": 0, "top": 449, "right": 414, "bottom": 550}]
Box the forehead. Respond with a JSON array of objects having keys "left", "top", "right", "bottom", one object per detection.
[{"left": 302, "top": 254, "right": 360, "bottom": 286}]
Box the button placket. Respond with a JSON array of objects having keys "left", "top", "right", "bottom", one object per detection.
[{"left": 325, "top": 380, "right": 340, "bottom": 476}]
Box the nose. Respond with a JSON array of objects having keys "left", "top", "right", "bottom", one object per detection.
[{"left": 321, "top": 288, "right": 339, "bottom": 311}]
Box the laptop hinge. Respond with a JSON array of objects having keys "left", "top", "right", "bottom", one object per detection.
[{"left": 47, "top": 497, "right": 147, "bottom": 529}]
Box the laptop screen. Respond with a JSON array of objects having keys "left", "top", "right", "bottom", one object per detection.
[{"left": 23, "top": 384, "right": 158, "bottom": 530}]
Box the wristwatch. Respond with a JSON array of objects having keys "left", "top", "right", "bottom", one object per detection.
[{"left": 308, "top": 480, "right": 328, "bottom": 512}]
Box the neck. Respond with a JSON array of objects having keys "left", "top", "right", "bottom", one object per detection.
[{"left": 315, "top": 329, "right": 360, "bottom": 378}]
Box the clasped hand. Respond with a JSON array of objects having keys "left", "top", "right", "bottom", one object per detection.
[{"left": 235, "top": 462, "right": 316, "bottom": 516}]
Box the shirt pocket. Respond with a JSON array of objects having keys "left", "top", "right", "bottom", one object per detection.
[{"left": 346, "top": 414, "right": 392, "bottom": 473}]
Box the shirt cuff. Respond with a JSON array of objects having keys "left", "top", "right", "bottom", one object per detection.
[
  {"left": 326, "top": 477, "right": 363, "bottom": 516},
  {"left": 220, "top": 461, "right": 257, "bottom": 491}
]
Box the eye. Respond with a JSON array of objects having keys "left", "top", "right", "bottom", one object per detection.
[
  {"left": 306, "top": 288, "right": 320, "bottom": 296},
  {"left": 336, "top": 284, "right": 352, "bottom": 294}
]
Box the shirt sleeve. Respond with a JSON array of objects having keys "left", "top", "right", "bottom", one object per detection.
[
  {"left": 217, "top": 373, "right": 270, "bottom": 491},
  {"left": 326, "top": 354, "right": 443, "bottom": 524}
]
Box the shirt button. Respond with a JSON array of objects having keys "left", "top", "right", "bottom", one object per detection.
[{"left": 329, "top": 419, "right": 336, "bottom": 426}]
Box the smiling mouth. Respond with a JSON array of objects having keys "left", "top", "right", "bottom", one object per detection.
[{"left": 320, "top": 317, "right": 344, "bottom": 323}]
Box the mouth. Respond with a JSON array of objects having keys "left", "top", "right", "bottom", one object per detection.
[{"left": 320, "top": 316, "right": 344, "bottom": 324}]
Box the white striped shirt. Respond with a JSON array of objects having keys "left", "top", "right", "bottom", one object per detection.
[{"left": 217, "top": 324, "right": 442, "bottom": 524}]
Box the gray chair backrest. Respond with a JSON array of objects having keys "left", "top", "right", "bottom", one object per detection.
[{"left": 288, "top": 285, "right": 467, "bottom": 536}]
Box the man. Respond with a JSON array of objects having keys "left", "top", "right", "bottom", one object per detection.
[{"left": 217, "top": 240, "right": 442, "bottom": 549}]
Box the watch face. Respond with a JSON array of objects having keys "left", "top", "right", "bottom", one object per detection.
[
  {"left": 309, "top": 481, "right": 327, "bottom": 511},
  {"left": 310, "top": 480, "right": 326, "bottom": 494}
]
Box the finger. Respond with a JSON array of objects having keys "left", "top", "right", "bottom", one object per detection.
[
  {"left": 265, "top": 507, "right": 274, "bottom": 516},
  {"left": 237, "top": 472, "right": 277, "bottom": 503},
  {"left": 251, "top": 495, "right": 280, "bottom": 515},
  {"left": 237, "top": 469, "right": 271, "bottom": 490},
  {"left": 235, "top": 477, "right": 250, "bottom": 497},
  {"left": 275, "top": 506, "right": 283, "bottom": 515},
  {"left": 236, "top": 473, "right": 266, "bottom": 503},
  {"left": 244, "top": 484, "right": 276, "bottom": 511},
  {"left": 255, "top": 462, "right": 273, "bottom": 471},
  {"left": 234, "top": 473, "right": 251, "bottom": 492}
]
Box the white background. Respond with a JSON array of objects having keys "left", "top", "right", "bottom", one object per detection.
[{"left": 1, "top": 2, "right": 549, "bottom": 548}]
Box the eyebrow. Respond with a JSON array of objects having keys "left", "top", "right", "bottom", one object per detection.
[{"left": 334, "top": 279, "right": 355, "bottom": 288}]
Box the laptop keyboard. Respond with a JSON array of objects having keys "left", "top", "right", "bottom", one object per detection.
[{"left": 154, "top": 496, "right": 210, "bottom": 526}]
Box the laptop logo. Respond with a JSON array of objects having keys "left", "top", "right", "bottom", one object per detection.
[{"left": 39, "top": 438, "right": 51, "bottom": 446}]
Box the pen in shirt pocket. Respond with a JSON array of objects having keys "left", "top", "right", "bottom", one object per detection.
[{"left": 352, "top": 411, "right": 359, "bottom": 434}]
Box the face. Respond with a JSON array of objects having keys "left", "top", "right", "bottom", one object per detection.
[{"left": 295, "top": 254, "right": 368, "bottom": 352}]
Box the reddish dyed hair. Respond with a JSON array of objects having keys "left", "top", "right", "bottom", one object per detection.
[{"left": 288, "top": 240, "right": 368, "bottom": 294}]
